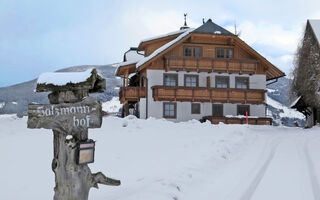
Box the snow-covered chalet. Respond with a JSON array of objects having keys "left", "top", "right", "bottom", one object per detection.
[{"left": 115, "top": 19, "right": 285, "bottom": 125}]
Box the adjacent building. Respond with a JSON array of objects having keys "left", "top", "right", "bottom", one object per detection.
[{"left": 115, "top": 19, "right": 285, "bottom": 124}]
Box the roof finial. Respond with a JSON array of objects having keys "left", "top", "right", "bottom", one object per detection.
[
  {"left": 234, "top": 20, "right": 241, "bottom": 36},
  {"left": 180, "top": 13, "right": 190, "bottom": 30},
  {"left": 203, "top": 18, "right": 205, "bottom": 24}
]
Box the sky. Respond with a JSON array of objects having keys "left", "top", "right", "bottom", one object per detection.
[{"left": 0, "top": 0, "right": 320, "bottom": 87}]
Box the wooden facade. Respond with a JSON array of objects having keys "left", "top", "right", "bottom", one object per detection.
[
  {"left": 202, "top": 116, "right": 272, "bottom": 125},
  {"left": 151, "top": 86, "right": 265, "bottom": 104},
  {"left": 164, "top": 56, "right": 258, "bottom": 74}
]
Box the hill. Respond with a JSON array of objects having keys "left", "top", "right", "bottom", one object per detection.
[{"left": 0, "top": 65, "right": 121, "bottom": 116}]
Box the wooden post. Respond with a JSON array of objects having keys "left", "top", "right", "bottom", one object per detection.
[
  {"left": 28, "top": 69, "right": 120, "bottom": 200},
  {"left": 126, "top": 71, "right": 129, "bottom": 87}
]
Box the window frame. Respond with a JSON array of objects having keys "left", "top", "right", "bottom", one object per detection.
[
  {"left": 215, "top": 48, "right": 234, "bottom": 59},
  {"left": 183, "top": 46, "right": 202, "bottom": 57},
  {"left": 237, "top": 105, "right": 250, "bottom": 116},
  {"left": 215, "top": 76, "right": 230, "bottom": 88},
  {"left": 212, "top": 104, "right": 223, "bottom": 117},
  {"left": 184, "top": 74, "right": 199, "bottom": 87},
  {"left": 191, "top": 103, "right": 201, "bottom": 114},
  {"left": 216, "top": 48, "right": 225, "bottom": 58},
  {"left": 163, "top": 102, "right": 177, "bottom": 118},
  {"left": 163, "top": 73, "right": 178, "bottom": 86},
  {"left": 235, "top": 77, "right": 249, "bottom": 89},
  {"left": 184, "top": 47, "right": 192, "bottom": 57}
]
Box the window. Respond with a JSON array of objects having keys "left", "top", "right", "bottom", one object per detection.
[
  {"left": 226, "top": 49, "right": 233, "bottom": 58},
  {"left": 237, "top": 105, "right": 250, "bottom": 116},
  {"left": 163, "top": 74, "right": 178, "bottom": 86},
  {"left": 191, "top": 103, "right": 201, "bottom": 114},
  {"left": 215, "top": 76, "right": 229, "bottom": 88},
  {"left": 216, "top": 48, "right": 225, "bottom": 58},
  {"left": 216, "top": 48, "right": 233, "bottom": 58},
  {"left": 184, "top": 46, "right": 201, "bottom": 57},
  {"left": 184, "top": 75, "right": 198, "bottom": 87},
  {"left": 235, "top": 77, "right": 249, "bottom": 89},
  {"left": 184, "top": 47, "right": 192, "bottom": 57},
  {"left": 193, "top": 47, "right": 201, "bottom": 57},
  {"left": 212, "top": 104, "right": 223, "bottom": 117},
  {"left": 163, "top": 103, "right": 176, "bottom": 118}
]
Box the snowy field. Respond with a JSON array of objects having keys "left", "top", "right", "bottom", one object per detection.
[{"left": 1, "top": 114, "right": 320, "bottom": 200}]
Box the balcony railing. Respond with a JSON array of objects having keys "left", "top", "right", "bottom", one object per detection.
[
  {"left": 202, "top": 116, "right": 272, "bottom": 125},
  {"left": 164, "top": 56, "right": 258, "bottom": 74},
  {"left": 119, "top": 87, "right": 146, "bottom": 103},
  {"left": 152, "top": 86, "right": 266, "bottom": 104}
]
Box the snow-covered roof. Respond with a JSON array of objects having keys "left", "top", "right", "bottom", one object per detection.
[
  {"left": 193, "top": 19, "right": 234, "bottom": 36},
  {"left": 290, "top": 96, "right": 302, "bottom": 108},
  {"left": 136, "top": 28, "right": 194, "bottom": 69},
  {"left": 309, "top": 20, "right": 320, "bottom": 45},
  {"left": 37, "top": 69, "right": 93, "bottom": 86},
  {"left": 136, "top": 19, "right": 235, "bottom": 69},
  {"left": 140, "top": 28, "right": 190, "bottom": 44},
  {"left": 124, "top": 50, "right": 144, "bottom": 61},
  {"left": 113, "top": 58, "right": 141, "bottom": 68},
  {"left": 113, "top": 58, "right": 142, "bottom": 76}
]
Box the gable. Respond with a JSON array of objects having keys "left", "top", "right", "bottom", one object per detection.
[
  {"left": 137, "top": 32, "right": 284, "bottom": 80},
  {"left": 116, "top": 19, "right": 285, "bottom": 80},
  {"left": 308, "top": 19, "right": 320, "bottom": 46}
]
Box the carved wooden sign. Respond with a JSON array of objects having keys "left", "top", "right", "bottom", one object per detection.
[
  {"left": 28, "top": 96, "right": 102, "bottom": 132},
  {"left": 27, "top": 69, "right": 120, "bottom": 199}
]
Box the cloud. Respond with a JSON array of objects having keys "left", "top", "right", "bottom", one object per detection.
[
  {"left": 225, "top": 20, "right": 304, "bottom": 75},
  {"left": 233, "top": 21, "right": 300, "bottom": 53},
  {"left": 120, "top": 7, "right": 199, "bottom": 47}
]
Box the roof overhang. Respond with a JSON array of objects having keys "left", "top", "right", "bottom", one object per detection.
[
  {"left": 115, "top": 63, "right": 137, "bottom": 77},
  {"left": 136, "top": 32, "right": 285, "bottom": 80},
  {"left": 233, "top": 36, "right": 285, "bottom": 80}
]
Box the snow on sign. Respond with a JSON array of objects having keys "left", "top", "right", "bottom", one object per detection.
[{"left": 27, "top": 96, "right": 102, "bottom": 131}]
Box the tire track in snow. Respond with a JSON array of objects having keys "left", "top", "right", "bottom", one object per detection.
[
  {"left": 304, "top": 138, "right": 320, "bottom": 200},
  {"left": 238, "top": 138, "right": 280, "bottom": 200}
]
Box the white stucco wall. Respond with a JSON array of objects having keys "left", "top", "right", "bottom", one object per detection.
[
  {"left": 139, "top": 98, "right": 146, "bottom": 119},
  {"left": 139, "top": 70, "right": 266, "bottom": 121}
]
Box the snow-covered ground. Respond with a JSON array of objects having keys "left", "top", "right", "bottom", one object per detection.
[
  {"left": 266, "top": 95, "right": 305, "bottom": 119},
  {"left": 102, "top": 97, "right": 121, "bottom": 113},
  {"left": 1, "top": 114, "right": 320, "bottom": 200}
]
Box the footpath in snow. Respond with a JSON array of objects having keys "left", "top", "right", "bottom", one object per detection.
[{"left": 1, "top": 114, "right": 320, "bottom": 200}]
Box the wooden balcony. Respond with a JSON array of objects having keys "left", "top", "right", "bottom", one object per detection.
[
  {"left": 164, "top": 56, "right": 258, "bottom": 74},
  {"left": 119, "top": 87, "right": 146, "bottom": 103},
  {"left": 152, "top": 86, "right": 266, "bottom": 104},
  {"left": 202, "top": 116, "right": 272, "bottom": 125}
]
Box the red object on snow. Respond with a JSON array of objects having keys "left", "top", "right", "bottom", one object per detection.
[{"left": 246, "top": 111, "right": 248, "bottom": 124}]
